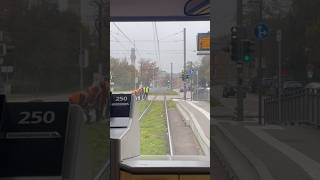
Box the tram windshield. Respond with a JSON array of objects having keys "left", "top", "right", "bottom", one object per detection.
[{"left": 110, "top": 21, "right": 210, "bottom": 157}]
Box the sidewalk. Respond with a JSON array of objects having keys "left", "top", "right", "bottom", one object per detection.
[
  {"left": 214, "top": 120, "right": 320, "bottom": 180},
  {"left": 168, "top": 108, "right": 202, "bottom": 155},
  {"left": 177, "top": 100, "right": 210, "bottom": 139}
]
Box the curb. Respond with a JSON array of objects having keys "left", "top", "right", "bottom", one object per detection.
[
  {"left": 176, "top": 102, "right": 210, "bottom": 157},
  {"left": 213, "top": 122, "right": 274, "bottom": 180}
]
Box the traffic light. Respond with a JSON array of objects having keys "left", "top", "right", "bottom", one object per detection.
[
  {"left": 181, "top": 70, "right": 190, "bottom": 81},
  {"left": 230, "top": 26, "right": 239, "bottom": 61},
  {"left": 181, "top": 70, "right": 185, "bottom": 81},
  {"left": 241, "top": 39, "right": 255, "bottom": 63}
]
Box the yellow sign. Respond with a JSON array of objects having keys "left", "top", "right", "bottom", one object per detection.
[{"left": 197, "top": 33, "right": 210, "bottom": 51}]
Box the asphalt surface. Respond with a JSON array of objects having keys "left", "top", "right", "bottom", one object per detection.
[{"left": 168, "top": 108, "right": 203, "bottom": 155}]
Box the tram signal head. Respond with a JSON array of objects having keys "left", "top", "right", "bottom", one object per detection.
[
  {"left": 241, "top": 39, "right": 255, "bottom": 63},
  {"left": 230, "top": 26, "right": 239, "bottom": 61}
]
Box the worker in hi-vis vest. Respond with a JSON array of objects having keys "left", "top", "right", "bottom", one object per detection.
[{"left": 144, "top": 86, "right": 150, "bottom": 100}]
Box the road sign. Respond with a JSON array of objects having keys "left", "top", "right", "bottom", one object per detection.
[
  {"left": 255, "top": 23, "right": 269, "bottom": 40},
  {"left": 189, "top": 69, "right": 194, "bottom": 75},
  {"left": 197, "top": 33, "right": 210, "bottom": 51}
]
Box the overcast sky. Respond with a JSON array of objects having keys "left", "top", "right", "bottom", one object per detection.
[{"left": 110, "top": 21, "right": 210, "bottom": 73}]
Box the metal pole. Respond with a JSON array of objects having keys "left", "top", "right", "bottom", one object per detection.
[
  {"left": 183, "top": 28, "right": 187, "bottom": 100},
  {"left": 197, "top": 70, "right": 199, "bottom": 100},
  {"left": 79, "top": 29, "right": 84, "bottom": 90},
  {"left": 140, "top": 62, "right": 143, "bottom": 87},
  {"left": 131, "top": 46, "right": 136, "bottom": 89},
  {"left": 237, "top": 0, "right": 244, "bottom": 121},
  {"left": 153, "top": 67, "right": 155, "bottom": 88},
  {"left": 170, "top": 62, "right": 173, "bottom": 90},
  {"left": 258, "top": 0, "right": 263, "bottom": 124},
  {"left": 134, "top": 68, "right": 136, "bottom": 89},
  {"left": 191, "top": 61, "right": 193, "bottom": 101},
  {"left": 98, "top": 2, "right": 102, "bottom": 76},
  {"left": 277, "top": 30, "right": 282, "bottom": 124}
]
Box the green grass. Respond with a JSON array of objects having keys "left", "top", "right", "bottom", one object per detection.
[
  {"left": 149, "top": 90, "right": 178, "bottom": 96},
  {"left": 136, "top": 100, "right": 151, "bottom": 115},
  {"left": 140, "top": 101, "right": 168, "bottom": 155},
  {"left": 167, "top": 100, "right": 176, "bottom": 109},
  {"left": 84, "top": 122, "right": 108, "bottom": 178}
]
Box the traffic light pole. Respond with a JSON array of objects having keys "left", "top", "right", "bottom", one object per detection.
[
  {"left": 236, "top": 0, "right": 244, "bottom": 121},
  {"left": 183, "top": 28, "right": 187, "bottom": 100},
  {"left": 258, "top": 0, "right": 263, "bottom": 125},
  {"left": 191, "top": 61, "right": 193, "bottom": 101}
]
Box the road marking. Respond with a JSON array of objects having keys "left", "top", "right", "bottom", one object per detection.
[
  {"left": 246, "top": 126, "right": 320, "bottom": 179},
  {"left": 185, "top": 101, "right": 210, "bottom": 120}
]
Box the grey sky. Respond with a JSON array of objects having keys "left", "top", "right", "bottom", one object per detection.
[{"left": 110, "top": 21, "right": 210, "bottom": 73}]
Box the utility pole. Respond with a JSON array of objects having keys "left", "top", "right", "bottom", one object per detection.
[
  {"left": 98, "top": 1, "right": 102, "bottom": 75},
  {"left": 183, "top": 28, "right": 187, "bottom": 100},
  {"left": 170, "top": 62, "right": 173, "bottom": 90},
  {"left": 79, "top": 30, "right": 84, "bottom": 90},
  {"left": 236, "top": 0, "right": 244, "bottom": 121},
  {"left": 258, "top": 0, "right": 264, "bottom": 124},
  {"left": 196, "top": 69, "right": 199, "bottom": 101},
  {"left": 140, "top": 62, "right": 143, "bottom": 87},
  {"left": 94, "top": 0, "right": 107, "bottom": 79},
  {"left": 131, "top": 46, "right": 136, "bottom": 89},
  {"left": 153, "top": 67, "right": 156, "bottom": 88},
  {"left": 191, "top": 61, "right": 193, "bottom": 101}
]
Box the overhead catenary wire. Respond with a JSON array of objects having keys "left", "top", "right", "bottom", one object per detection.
[
  {"left": 112, "top": 22, "right": 143, "bottom": 59},
  {"left": 112, "top": 22, "right": 134, "bottom": 45},
  {"left": 159, "top": 30, "right": 184, "bottom": 41},
  {"left": 110, "top": 34, "right": 131, "bottom": 58}
]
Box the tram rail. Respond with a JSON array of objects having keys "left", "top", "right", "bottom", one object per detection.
[{"left": 164, "top": 95, "right": 174, "bottom": 156}]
